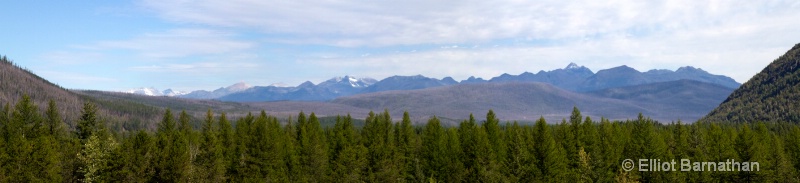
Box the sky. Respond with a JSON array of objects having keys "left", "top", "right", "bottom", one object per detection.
[{"left": 2, "top": 0, "right": 800, "bottom": 92}]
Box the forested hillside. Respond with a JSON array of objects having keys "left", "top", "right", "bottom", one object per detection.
[
  {"left": 1, "top": 95, "right": 798, "bottom": 182},
  {"left": 0, "top": 56, "right": 84, "bottom": 126},
  {"left": 0, "top": 56, "right": 256, "bottom": 132},
  {"left": 703, "top": 43, "right": 800, "bottom": 123}
]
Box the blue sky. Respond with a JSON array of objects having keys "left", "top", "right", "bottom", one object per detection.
[{"left": 2, "top": 0, "right": 800, "bottom": 92}]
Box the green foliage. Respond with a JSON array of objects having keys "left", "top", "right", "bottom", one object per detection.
[
  {"left": 76, "top": 102, "right": 100, "bottom": 142},
  {"left": 2, "top": 94, "right": 800, "bottom": 182},
  {"left": 534, "top": 116, "right": 569, "bottom": 182},
  {"left": 153, "top": 109, "right": 191, "bottom": 182},
  {"left": 78, "top": 133, "right": 118, "bottom": 182},
  {"left": 195, "top": 109, "right": 226, "bottom": 182},
  {"left": 703, "top": 43, "right": 800, "bottom": 123},
  {"left": 296, "top": 112, "right": 329, "bottom": 182}
]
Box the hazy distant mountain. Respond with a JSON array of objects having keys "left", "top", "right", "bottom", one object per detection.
[
  {"left": 587, "top": 79, "right": 734, "bottom": 122},
  {"left": 489, "top": 62, "right": 595, "bottom": 90},
  {"left": 460, "top": 76, "right": 487, "bottom": 84},
  {"left": 331, "top": 80, "right": 731, "bottom": 123},
  {"left": 333, "top": 82, "right": 653, "bottom": 123},
  {"left": 218, "top": 76, "right": 377, "bottom": 102},
  {"left": 703, "top": 43, "right": 800, "bottom": 123},
  {"left": 123, "top": 87, "right": 187, "bottom": 97},
  {"left": 362, "top": 75, "right": 457, "bottom": 93},
  {"left": 176, "top": 63, "right": 739, "bottom": 102},
  {"left": 578, "top": 65, "right": 740, "bottom": 91},
  {"left": 180, "top": 82, "right": 252, "bottom": 99}
]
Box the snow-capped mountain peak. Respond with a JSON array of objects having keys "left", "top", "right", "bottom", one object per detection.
[
  {"left": 269, "top": 82, "right": 290, "bottom": 87},
  {"left": 123, "top": 87, "right": 187, "bottom": 97},
  {"left": 320, "top": 75, "right": 376, "bottom": 88},
  {"left": 162, "top": 89, "right": 188, "bottom": 97},
  {"left": 565, "top": 62, "right": 581, "bottom": 70},
  {"left": 225, "top": 82, "right": 251, "bottom": 92}
]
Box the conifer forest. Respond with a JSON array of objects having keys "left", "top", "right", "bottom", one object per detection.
[{"left": 1, "top": 94, "right": 799, "bottom": 182}]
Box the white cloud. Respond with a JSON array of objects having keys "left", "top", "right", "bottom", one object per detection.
[
  {"left": 130, "top": 61, "right": 259, "bottom": 73},
  {"left": 141, "top": 0, "right": 800, "bottom": 47},
  {"left": 80, "top": 29, "right": 254, "bottom": 59},
  {"left": 35, "top": 71, "right": 118, "bottom": 89}
]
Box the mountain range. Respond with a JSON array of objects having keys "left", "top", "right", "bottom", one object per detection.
[
  {"left": 123, "top": 87, "right": 188, "bottom": 97},
  {"left": 0, "top": 52, "right": 751, "bottom": 127},
  {"left": 128, "top": 63, "right": 738, "bottom": 103}
]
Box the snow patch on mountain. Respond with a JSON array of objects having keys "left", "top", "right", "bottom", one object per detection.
[{"left": 123, "top": 87, "right": 187, "bottom": 97}]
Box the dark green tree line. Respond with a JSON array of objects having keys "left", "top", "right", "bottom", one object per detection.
[{"left": 1, "top": 94, "right": 800, "bottom": 182}]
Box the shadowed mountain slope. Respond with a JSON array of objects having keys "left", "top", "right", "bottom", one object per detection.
[
  {"left": 332, "top": 82, "right": 657, "bottom": 123},
  {"left": 588, "top": 79, "right": 734, "bottom": 122}
]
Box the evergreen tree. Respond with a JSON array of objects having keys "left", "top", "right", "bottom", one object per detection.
[
  {"left": 705, "top": 122, "right": 737, "bottom": 182},
  {"left": 504, "top": 121, "right": 535, "bottom": 182},
  {"left": 362, "top": 110, "right": 400, "bottom": 182},
  {"left": 297, "top": 112, "right": 329, "bottom": 182},
  {"left": 443, "top": 127, "right": 467, "bottom": 182},
  {"left": 0, "top": 103, "right": 10, "bottom": 182},
  {"left": 331, "top": 115, "right": 368, "bottom": 182},
  {"left": 458, "top": 113, "right": 500, "bottom": 182},
  {"left": 118, "top": 130, "right": 155, "bottom": 182},
  {"left": 231, "top": 112, "right": 254, "bottom": 180},
  {"left": 44, "top": 99, "right": 64, "bottom": 137},
  {"left": 76, "top": 102, "right": 100, "bottom": 142},
  {"left": 786, "top": 125, "right": 800, "bottom": 175},
  {"left": 483, "top": 110, "right": 507, "bottom": 168},
  {"left": 421, "top": 116, "right": 446, "bottom": 181},
  {"left": 216, "top": 112, "right": 234, "bottom": 180},
  {"left": 735, "top": 124, "right": 765, "bottom": 181},
  {"left": 78, "top": 132, "right": 118, "bottom": 182},
  {"left": 153, "top": 109, "right": 190, "bottom": 182},
  {"left": 395, "top": 111, "right": 422, "bottom": 182},
  {"left": 533, "top": 117, "right": 568, "bottom": 182},
  {"left": 596, "top": 118, "right": 626, "bottom": 182},
  {"left": 196, "top": 109, "right": 225, "bottom": 182},
  {"left": 0, "top": 95, "right": 63, "bottom": 182}
]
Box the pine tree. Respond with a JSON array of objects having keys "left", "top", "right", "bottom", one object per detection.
[
  {"left": 153, "top": 109, "right": 190, "bottom": 182},
  {"left": 76, "top": 102, "right": 99, "bottom": 142},
  {"left": 735, "top": 124, "right": 765, "bottom": 181},
  {"left": 216, "top": 111, "right": 234, "bottom": 180},
  {"left": 395, "top": 111, "right": 421, "bottom": 182},
  {"left": 331, "top": 115, "right": 368, "bottom": 182},
  {"left": 421, "top": 116, "right": 446, "bottom": 181},
  {"left": 458, "top": 113, "right": 499, "bottom": 182},
  {"left": 786, "top": 125, "right": 800, "bottom": 175},
  {"left": 564, "top": 106, "right": 583, "bottom": 180},
  {"left": 362, "top": 110, "right": 400, "bottom": 182},
  {"left": 443, "top": 128, "right": 466, "bottom": 182},
  {"left": 78, "top": 132, "right": 118, "bottom": 182},
  {"left": 44, "top": 99, "right": 64, "bottom": 137},
  {"left": 231, "top": 112, "right": 254, "bottom": 180},
  {"left": 297, "top": 112, "right": 329, "bottom": 182},
  {"left": 0, "top": 95, "right": 63, "bottom": 182},
  {"left": 596, "top": 118, "right": 625, "bottom": 182},
  {"left": 196, "top": 109, "right": 225, "bottom": 182},
  {"left": 0, "top": 103, "right": 9, "bottom": 182},
  {"left": 533, "top": 116, "right": 568, "bottom": 182},
  {"left": 705, "top": 123, "right": 737, "bottom": 182},
  {"left": 504, "top": 121, "right": 534, "bottom": 182},
  {"left": 237, "top": 111, "right": 288, "bottom": 182},
  {"left": 119, "top": 130, "right": 155, "bottom": 182},
  {"left": 178, "top": 110, "right": 199, "bottom": 181},
  {"left": 483, "top": 110, "right": 507, "bottom": 168}
]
